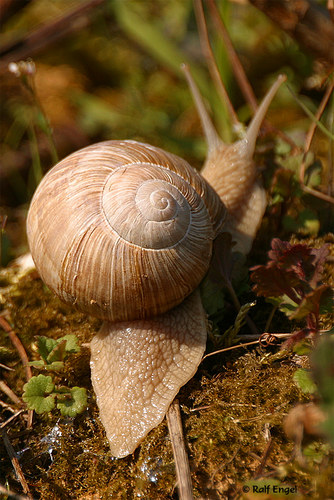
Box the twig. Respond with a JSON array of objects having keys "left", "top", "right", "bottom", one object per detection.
[
  {"left": 0, "top": 317, "right": 32, "bottom": 383},
  {"left": 0, "top": 380, "right": 22, "bottom": 406},
  {"left": 207, "top": 0, "right": 258, "bottom": 112},
  {"left": 0, "top": 399, "right": 17, "bottom": 413},
  {"left": 0, "top": 0, "right": 106, "bottom": 71},
  {"left": 300, "top": 80, "right": 334, "bottom": 181},
  {"left": 0, "top": 316, "right": 33, "bottom": 428},
  {"left": 254, "top": 438, "right": 273, "bottom": 478},
  {"left": 194, "top": 0, "right": 239, "bottom": 128},
  {"left": 0, "top": 484, "right": 32, "bottom": 500},
  {"left": 0, "top": 409, "right": 25, "bottom": 430},
  {"left": 300, "top": 184, "right": 334, "bottom": 204},
  {"left": 1, "top": 430, "right": 33, "bottom": 499},
  {"left": 0, "top": 362, "right": 14, "bottom": 371},
  {"left": 239, "top": 332, "right": 291, "bottom": 341},
  {"left": 206, "top": 0, "right": 298, "bottom": 151},
  {"left": 203, "top": 339, "right": 261, "bottom": 360},
  {"left": 298, "top": 79, "right": 334, "bottom": 204},
  {"left": 166, "top": 399, "right": 194, "bottom": 500},
  {"left": 202, "top": 332, "right": 289, "bottom": 361}
]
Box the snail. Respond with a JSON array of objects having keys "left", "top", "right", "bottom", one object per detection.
[{"left": 26, "top": 74, "right": 285, "bottom": 458}]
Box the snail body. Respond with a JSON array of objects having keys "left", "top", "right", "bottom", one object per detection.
[
  {"left": 27, "top": 140, "right": 225, "bottom": 457},
  {"left": 26, "top": 76, "right": 285, "bottom": 458}
]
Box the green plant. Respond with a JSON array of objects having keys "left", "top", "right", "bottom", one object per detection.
[
  {"left": 22, "top": 334, "right": 87, "bottom": 417},
  {"left": 29, "top": 334, "right": 80, "bottom": 370}
]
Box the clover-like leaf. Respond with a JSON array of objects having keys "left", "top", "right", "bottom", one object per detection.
[
  {"left": 22, "top": 374, "right": 55, "bottom": 414},
  {"left": 56, "top": 387, "right": 87, "bottom": 417}
]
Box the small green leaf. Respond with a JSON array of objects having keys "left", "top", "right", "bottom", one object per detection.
[
  {"left": 44, "top": 361, "right": 65, "bottom": 371},
  {"left": 293, "top": 339, "right": 313, "bottom": 355},
  {"left": 47, "top": 340, "right": 66, "bottom": 364},
  {"left": 293, "top": 368, "right": 317, "bottom": 394},
  {"left": 29, "top": 360, "right": 47, "bottom": 368},
  {"left": 303, "top": 442, "right": 331, "bottom": 464},
  {"left": 36, "top": 334, "right": 80, "bottom": 367},
  {"left": 37, "top": 336, "right": 58, "bottom": 362},
  {"left": 22, "top": 374, "right": 55, "bottom": 414},
  {"left": 62, "top": 334, "right": 80, "bottom": 354},
  {"left": 56, "top": 387, "right": 87, "bottom": 417}
]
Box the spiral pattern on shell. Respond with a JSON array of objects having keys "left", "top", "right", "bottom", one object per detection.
[{"left": 27, "top": 140, "right": 225, "bottom": 322}]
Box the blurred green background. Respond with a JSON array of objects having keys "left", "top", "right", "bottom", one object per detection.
[{"left": 0, "top": 0, "right": 332, "bottom": 264}]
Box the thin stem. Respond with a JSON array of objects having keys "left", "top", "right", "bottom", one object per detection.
[
  {"left": 27, "top": 122, "right": 43, "bottom": 188},
  {"left": 30, "top": 76, "right": 59, "bottom": 165},
  {"left": 166, "top": 399, "right": 194, "bottom": 500},
  {"left": 264, "top": 304, "right": 278, "bottom": 333},
  {"left": 1, "top": 430, "right": 33, "bottom": 499},
  {"left": 0, "top": 410, "right": 25, "bottom": 430},
  {"left": 194, "top": 0, "right": 239, "bottom": 128},
  {"left": 301, "top": 184, "right": 334, "bottom": 204},
  {"left": 207, "top": 0, "right": 258, "bottom": 113},
  {"left": 299, "top": 79, "right": 334, "bottom": 184},
  {"left": 286, "top": 84, "right": 334, "bottom": 141},
  {"left": 224, "top": 277, "right": 259, "bottom": 335},
  {"left": 202, "top": 339, "right": 261, "bottom": 360},
  {"left": 0, "top": 484, "right": 31, "bottom": 500},
  {"left": 0, "top": 316, "right": 33, "bottom": 428},
  {"left": 0, "top": 381, "right": 22, "bottom": 407}
]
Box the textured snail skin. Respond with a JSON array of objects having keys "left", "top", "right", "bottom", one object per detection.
[
  {"left": 201, "top": 141, "right": 266, "bottom": 255},
  {"left": 26, "top": 140, "right": 225, "bottom": 457},
  {"left": 185, "top": 72, "right": 286, "bottom": 254},
  {"left": 90, "top": 290, "right": 206, "bottom": 458}
]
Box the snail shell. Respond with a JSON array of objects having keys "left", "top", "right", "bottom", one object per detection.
[{"left": 27, "top": 140, "right": 225, "bottom": 322}]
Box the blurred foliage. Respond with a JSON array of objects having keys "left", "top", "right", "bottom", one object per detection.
[
  {"left": 0, "top": 0, "right": 333, "bottom": 498},
  {"left": 311, "top": 333, "right": 334, "bottom": 447}
]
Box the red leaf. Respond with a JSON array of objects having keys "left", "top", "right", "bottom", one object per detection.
[
  {"left": 250, "top": 262, "right": 301, "bottom": 300},
  {"left": 251, "top": 239, "right": 330, "bottom": 301}
]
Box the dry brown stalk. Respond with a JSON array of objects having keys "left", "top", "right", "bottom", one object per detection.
[
  {"left": 0, "top": 380, "right": 22, "bottom": 406},
  {"left": 299, "top": 79, "right": 334, "bottom": 204},
  {"left": 0, "top": 316, "right": 33, "bottom": 427},
  {"left": 166, "top": 399, "right": 194, "bottom": 500},
  {"left": 1, "top": 429, "right": 33, "bottom": 499}
]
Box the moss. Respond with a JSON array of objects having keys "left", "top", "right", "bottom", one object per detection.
[{"left": 1, "top": 256, "right": 333, "bottom": 499}]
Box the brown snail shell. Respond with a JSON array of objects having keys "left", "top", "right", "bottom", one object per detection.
[{"left": 27, "top": 140, "right": 225, "bottom": 323}]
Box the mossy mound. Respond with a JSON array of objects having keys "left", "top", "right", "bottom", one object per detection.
[{"left": 0, "top": 258, "right": 333, "bottom": 499}]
